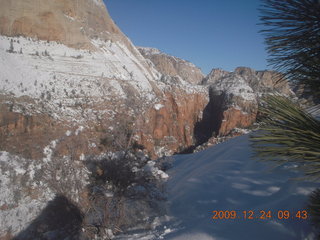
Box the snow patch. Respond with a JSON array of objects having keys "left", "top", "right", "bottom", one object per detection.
[
  {"left": 154, "top": 103, "right": 164, "bottom": 110},
  {"left": 43, "top": 140, "right": 58, "bottom": 163},
  {"left": 75, "top": 126, "right": 84, "bottom": 135},
  {"left": 144, "top": 161, "right": 169, "bottom": 180},
  {"left": 65, "top": 130, "right": 72, "bottom": 136}
]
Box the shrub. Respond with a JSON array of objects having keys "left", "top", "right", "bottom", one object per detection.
[
  {"left": 7, "top": 39, "right": 14, "bottom": 53},
  {"left": 83, "top": 149, "right": 170, "bottom": 238}
]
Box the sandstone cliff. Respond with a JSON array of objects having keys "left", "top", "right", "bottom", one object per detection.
[
  {"left": 0, "top": 0, "right": 212, "bottom": 161},
  {"left": 138, "top": 47, "right": 205, "bottom": 85},
  {"left": 0, "top": 0, "right": 124, "bottom": 49},
  {"left": 198, "top": 66, "right": 293, "bottom": 140}
]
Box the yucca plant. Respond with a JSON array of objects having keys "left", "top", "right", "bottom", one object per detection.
[
  {"left": 255, "top": 0, "right": 320, "bottom": 174},
  {"left": 259, "top": 0, "right": 320, "bottom": 99},
  {"left": 251, "top": 95, "right": 320, "bottom": 178},
  {"left": 255, "top": 0, "right": 320, "bottom": 235}
]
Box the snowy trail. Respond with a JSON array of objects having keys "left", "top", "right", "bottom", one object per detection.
[
  {"left": 165, "top": 134, "right": 317, "bottom": 240},
  {"left": 116, "top": 134, "right": 318, "bottom": 240}
]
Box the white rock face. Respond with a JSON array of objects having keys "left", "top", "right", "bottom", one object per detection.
[
  {"left": 0, "top": 36, "right": 162, "bottom": 122},
  {"left": 210, "top": 74, "right": 256, "bottom": 101}
]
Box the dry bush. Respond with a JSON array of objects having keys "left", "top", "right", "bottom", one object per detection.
[{"left": 82, "top": 150, "right": 170, "bottom": 239}]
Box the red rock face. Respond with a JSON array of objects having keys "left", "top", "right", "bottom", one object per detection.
[
  {"left": 219, "top": 108, "right": 256, "bottom": 136},
  {"left": 0, "top": 103, "right": 57, "bottom": 159},
  {"left": 0, "top": 101, "right": 101, "bottom": 160},
  {"left": 138, "top": 88, "right": 208, "bottom": 157},
  {"left": 0, "top": 89, "right": 208, "bottom": 160},
  {"left": 210, "top": 93, "right": 258, "bottom": 137}
]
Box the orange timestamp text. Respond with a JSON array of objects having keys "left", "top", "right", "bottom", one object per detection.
[{"left": 211, "top": 210, "right": 308, "bottom": 220}]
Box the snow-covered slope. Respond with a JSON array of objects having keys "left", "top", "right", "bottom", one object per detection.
[
  {"left": 0, "top": 36, "right": 161, "bottom": 121},
  {"left": 116, "top": 134, "right": 318, "bottom": 240}
]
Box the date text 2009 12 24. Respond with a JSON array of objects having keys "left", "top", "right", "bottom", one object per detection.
[{"left": 211, "top": 210, "right": 308, "bottom": 220}]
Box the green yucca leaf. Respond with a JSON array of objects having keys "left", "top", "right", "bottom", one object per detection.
[{"left": 251, "top": 95, "right": 320, "bottom": 179}]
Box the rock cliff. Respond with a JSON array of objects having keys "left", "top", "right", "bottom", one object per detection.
[
  {"left": 0, "top": 0, "right": 125, "bottom": 49},
  {"left": 197, "top": 66, "right": 293, "bottom": 141},
  {"left": 138, "top": 47, "right": 205, "bottom": 85},
  {"left": 204, "top": 67, "right": 293, "bottom": 96},
  {"left": 0, "top": 0, "right": 214, "bottom": 165},
  {"left": 0, "top": 0, "right": 295, "bottom": 238}
]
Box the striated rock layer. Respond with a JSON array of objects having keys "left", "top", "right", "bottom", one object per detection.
[
  {"left": 0, "top": 0, "right": 124, "bottom": 49},
  {"left": 138, "top": 47, "right": 205, "bottom": 85},
  {"left": 0, "top": 0, "right": 209, "bottom": 160}
]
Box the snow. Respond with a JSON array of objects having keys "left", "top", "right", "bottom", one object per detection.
[
  {"left": 0, "top": 152, "right": 55, "bottom": 236},
  {"left": 118, "top": 134, "right": 318, "bottom": 239},
  {"left": 65, "top": 130, "right": 72, "bottom": 136},
  {"left": 144, "top": 161, "right": 169, "bottom": 180},
  {"left": 211, "top": 75, "right": 256, "bottom": 101},
  {"left": 138, "top": 47, "right": 162, "bottom": 56},
  {"left": 75, "top": 126, "right": 84, "bottom": 135},
  {"left": 43, "top": 140, "right": 57, "bottom": 163},
  {"left": 0, "top": 36, "right": 160, "bottom": 122},
  {"left": 64, "top": 14, "right": 75, "bottom": 21},
  {"left": 164, "top": 134, "right": 317, "bottom": 239},
  {"left": 154, "top": 103, "right": 164, "bottom": 110},
  {"left": 0, "top": 36, "right": 208, "bottom": 127},
  {"left": 91, "top": 0, "right": 105, "bottom": 7},
  {"left": 79, "top": 153, "right": 85, "bottom": 161}
]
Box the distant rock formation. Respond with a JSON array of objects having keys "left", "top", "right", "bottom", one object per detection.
[
  {"left": 204, "top": 67, "right": 293, "bottom": 96},
  {"left": 196, "top": 66, "right": 293, "bottom": 141},
  {"left": 138, "top": 47, "right": 205, "bottom": 85}
]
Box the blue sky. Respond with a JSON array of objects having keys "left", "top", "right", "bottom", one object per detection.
[{"left": 104, "top": 0, "right": 268, "bottom": 74}]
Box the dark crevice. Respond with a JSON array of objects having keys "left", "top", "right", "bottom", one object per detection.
[
  {"left": 194, "top": 90, "right": 226, "bottom": 146},
  {"left": 176, "top": 90, "right": 227, "bottom": 154}
]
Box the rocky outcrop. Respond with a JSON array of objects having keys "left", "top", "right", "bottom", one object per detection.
[
  {"left": 201, "top": 68, "right": 229, "bottom": 85},
  {"left": 204, "top": 66, "right": 293, "bottom": 96},
  {"left": 138, "top": 87, "right": 208, "bottom": 157},
  {"left": 198, "top": 67, "right": 294, "bottom": 138},
  {"left": 0, "top": 0, "right": 162, "bottom": 162},
  {"left": 0, "top": 0, "right": 125, "bottom": 49},
  {"left": 138, "top": 47, "right": 204, "bottom": 85},
  {"left": 195, "top": 74, "right": 257, "bottom": 144}
]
